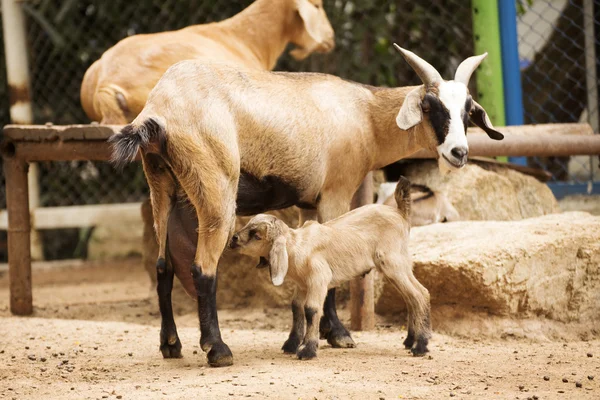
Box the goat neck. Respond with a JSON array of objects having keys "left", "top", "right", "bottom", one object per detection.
[
  {"left": 217, "top": 0, "right": 293, "bottom": 70},
  {"left": 368, "top": 86, "right": 426, "bottom": 170}
]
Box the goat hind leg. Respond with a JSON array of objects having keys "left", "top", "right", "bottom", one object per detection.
[
  {"left": 383, "top": 262, "right": 431, "bottom": 356},
  {"left": 141, "top": 154, "right": 180, "bottom": 358},
  {"left": 188, "top": 199, "right": 236, "bottom": 367}
]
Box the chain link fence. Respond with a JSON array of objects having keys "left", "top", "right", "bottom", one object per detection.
[
  {"left": 518, "top": 0, "right": 599, "bottom": 184},
  {"left": 0, "top": 0, "right": 598, "bottom": 261}
]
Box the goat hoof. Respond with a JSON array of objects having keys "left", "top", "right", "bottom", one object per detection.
[
  {"left": 207, "top": 342, "right": 233, "bottom": 367},
  {"left": 327, "top": 329, "right": 356, "bottom": 348},
  {"left": 411, "top": 348, "right": 428, "bottom": 357},
  {"left": 297, "top": 342, "right": 317, "bottom": 360},
  {"left": 282, "top": 336, "right": 302, "bottom": 354},
  {"left": 410, "top": 338, "right": 429, "bottom": 357},
  {"left": 159, "top": 337, "right": 182, "bottom": 359},
  {"left": 200, "top": 334, "right": 223, "bottom": 353},
  {"left": 403, "top": 335, "right": 415, "bottom": 349}
]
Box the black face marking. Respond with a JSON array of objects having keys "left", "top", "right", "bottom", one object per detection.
[
  {"left": 236, "top": 171, "right": 301, "bottom": 216},
  {"left": 423, "top": 93, "right": 450, "bottom": 145},
  {"left": 462, "top": 96, "right": 472, "bottom": 131}
]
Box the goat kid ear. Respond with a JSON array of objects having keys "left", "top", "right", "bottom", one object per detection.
[
  {"left": 396, "top": 87, "right": 423, "bottom": 131},
  {"left": 470, "top": 100, "right": 504, "bottom": 140},
  {"left": 295, "top": 0, "right": 324, "bottom": 45},
  {"left": 269, "top": 236, "right": 289, "bottom": 286}
]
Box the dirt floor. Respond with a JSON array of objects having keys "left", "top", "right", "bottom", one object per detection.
[{"left": 0, "top": 259, "right": 598, "bottom": 400}]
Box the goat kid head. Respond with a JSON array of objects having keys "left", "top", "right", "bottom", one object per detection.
[
  {"left": 394, "top": 44, "right": 504, "bottom": 174},
  {"left": 229, "top": 214, "right": 289, "bottom": 286},
  {"left": 289, "top": 0, "right": 335, "bottom": 60}
]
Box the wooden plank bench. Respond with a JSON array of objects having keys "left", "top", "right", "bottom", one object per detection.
[{"left": 1, "top": 123, "right": 599, "bottom": 320}]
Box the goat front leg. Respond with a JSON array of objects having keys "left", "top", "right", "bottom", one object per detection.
[
  {"left": 282, "top": 287, "right": 306, "bottom": 354},
  {"left": 297, "top": 271, "right": 329, "bottom": 360},
  {"left": 317, "top": 198, "right": 356, "bottom": 349}
]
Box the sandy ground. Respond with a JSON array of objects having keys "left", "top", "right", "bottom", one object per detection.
[{"left": 0, "top": 259, "right": 598, "bottom": 400}]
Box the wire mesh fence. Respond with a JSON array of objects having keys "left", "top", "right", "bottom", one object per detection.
[
  {"left": 0, "top": 0, "right": 598, "bottom": 261},
  {"left": 518, "top": 0, "right": 599, "bottom": 184}
]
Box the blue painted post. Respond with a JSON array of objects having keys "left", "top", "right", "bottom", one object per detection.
[{"left": 499, "top": 0, "right": 527, "bottom": 166}]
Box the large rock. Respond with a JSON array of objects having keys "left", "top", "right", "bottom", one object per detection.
[
  {"left": 376, "top": 212, "right": 600, "bottom": 334},
  {"left": 399, "top": 160, "right": 559, "bottom": 221}
]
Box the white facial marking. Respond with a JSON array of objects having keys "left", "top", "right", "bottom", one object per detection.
[{"left": 436, "top": 81, "right": 469, "bottom": 170}]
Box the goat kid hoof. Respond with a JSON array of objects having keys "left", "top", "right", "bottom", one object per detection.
[
  {"left": 160, "top": 337, "right": 182, "bottom": 359},
  {"left": 297, "top": 343, "right": 317, "bottom": 360},
  {"left": 282, "top": 337, "right": 302, "bottom": 354},
  {"left": 207, "top": 342, "right": 233, "bottom": 367},
  {"left": 410, "top": 342, "right": 429, "bottom": 357},
  {"left": 403, "top": 336, "right": 415, "bottom": 350}
]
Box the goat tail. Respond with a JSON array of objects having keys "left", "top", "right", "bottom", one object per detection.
[
  {"left": 108, "top": 117, "right": 166, "bottom": 170},
  {"left": 394, "top": 175, "right": 412, "bottom": 218}
]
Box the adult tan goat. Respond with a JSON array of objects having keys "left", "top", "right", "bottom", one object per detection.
[
  {"left": 109, "top": 45, "right": 503, "bottom": 367},
  {"left": 80, "top": 0, "right": 335, "bottom": 124}
]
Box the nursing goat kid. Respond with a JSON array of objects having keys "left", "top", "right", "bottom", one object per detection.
[
  {"left": 230, "top": 177, "right": 431, "bottom": 360},
  {"left": 109, "top": 44, "right": 503, "bottom": 367},
  {"left": 81, "top": 0, "right": 334, "bottom": 124}
]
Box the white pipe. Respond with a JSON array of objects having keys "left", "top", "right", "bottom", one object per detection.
[{"left": 2, "top": 0, "right": 43, "bottom": 259}]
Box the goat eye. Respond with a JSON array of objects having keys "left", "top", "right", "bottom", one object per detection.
[
  {"left": 254, "top": 233, "right": 262, "bottom": 241},
  {"left": 421, "top": 100, "right": 430, "bottom": 113}
]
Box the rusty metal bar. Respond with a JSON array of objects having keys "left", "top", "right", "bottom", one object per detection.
[
  {"left": 3, "top": 156, "right": 33, "bottom": 315},
  {"left": 349, "top": 172, "right": 375, "bottom": 331},
  {"left": 4, "top": 141, "right": 141, "bottom": 162},
  {"left": 407, "top": 134, "right": 600, "bottom": 159},
  {"left": 3, "top": 131, "right": 600, "bottom": 164}
]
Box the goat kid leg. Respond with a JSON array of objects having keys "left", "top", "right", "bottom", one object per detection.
[
  {"left": 317, "top": 199, "right": 356, "bottom": 349},
  {"left": 297, "top": 284, "right": 327, "bottom": 360},
  {"left": 407, "top": 274, "right": 432, "bottom": 356},
  {"left": 141, "top": 154, "right": 181, "bottom": 358},
  {"left": 282, "top": 288, "right": 306, "bottom": 354},
  {"left": 381, "top": 259, "right": 432, "bottom": 356}
]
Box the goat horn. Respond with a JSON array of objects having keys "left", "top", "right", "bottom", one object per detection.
[
  {"left": 454, "top": 53, "right": 488, "bottom": 85},
  {"left": 393, "top": 44, "right": 442, "bottom": 86}
]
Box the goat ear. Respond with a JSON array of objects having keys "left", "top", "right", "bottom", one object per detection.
[
  {"left": 470, "top": 100, "right": 504, "bottom": 140},
  {"left": 295, "top": 0, "right": 324, "bottom": 44},
  {"left": 269, "top": 236, "right": 288, "bottom": 286},
  {"left": 396, "top": 87, "right": 423, "bottom": 131}
]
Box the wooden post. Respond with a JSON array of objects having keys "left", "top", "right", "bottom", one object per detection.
[
  {"left": 584, "top": 0, "right": 598, "bottom": 185},
  {"left": 3, "top": 155, "right": 33, "bottom": 315},
  {"left": 349, "top": 172, "right": 375, "bottom": 331}
]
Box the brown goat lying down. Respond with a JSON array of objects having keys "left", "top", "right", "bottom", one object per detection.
[
  {"left": 230, "top": 177, "right": 432, "bottom": 360},
  {"left": 376, "top": 182, "right": 460, "bottom": 226}
]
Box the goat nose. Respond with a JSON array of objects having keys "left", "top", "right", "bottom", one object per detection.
[
  {"left": 230, "top": 235, "right": 239, "bottom": 248},
  {"left": 451, "top": 146, "right": 468, "bottom": 161}
]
